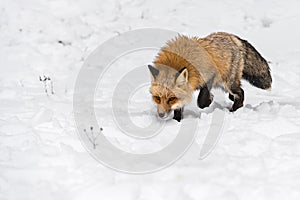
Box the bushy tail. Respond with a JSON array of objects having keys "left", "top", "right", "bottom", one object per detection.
[{"left": 241, "top": 39, "right": 272, "bottom": 90}]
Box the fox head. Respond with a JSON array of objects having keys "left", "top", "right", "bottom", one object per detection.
[{"left": 148, "top": 64, "right": 193, "bottom": 120}]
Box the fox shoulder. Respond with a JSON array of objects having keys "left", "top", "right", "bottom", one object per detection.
[{"left": 153, "top": 35, "right": 216, "bottom": 90}]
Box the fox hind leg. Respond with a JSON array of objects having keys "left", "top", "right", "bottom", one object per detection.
[
  {"left": 197, "top": 85, "right": 213, "bottom": 109},
  {"left": 229, "top": 93, "right": 234, "bottom": 101},
  {"left": 229, "top": 85, "right": 244, "bottom": 112}
]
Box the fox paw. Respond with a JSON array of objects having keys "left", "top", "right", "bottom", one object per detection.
[
  {"left": 173, "top": 115, "right": 181, "bottom": 122},
  {"left": 230, "top": 103, "right": 243, "bottom": 112}
]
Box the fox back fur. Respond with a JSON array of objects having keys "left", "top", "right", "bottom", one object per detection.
[{"left": 148, "top": 32, "right": 272, "bottom": 121}]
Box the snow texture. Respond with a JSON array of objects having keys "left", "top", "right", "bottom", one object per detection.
[{"left": 1, "top": 0, "right": 300, "bottom": 199}]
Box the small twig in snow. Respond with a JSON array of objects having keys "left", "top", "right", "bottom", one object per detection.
[
  {"left": 83, "top": 126, "right": 103, "bottom": 149},
  {"left": 39, "top": 75, "right": 54, "bottom": 96}
]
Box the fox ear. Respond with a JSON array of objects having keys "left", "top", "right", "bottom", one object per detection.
[
  {"left": 148, "top": 65, "right": 159, "bottom": 81},
  {"left": 175, "top": 67, "right": 188, "bottom": 86}
]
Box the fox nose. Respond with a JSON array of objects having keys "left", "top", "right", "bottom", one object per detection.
[{"left": 158, "top": 112, "right": 165, "bottom": 118}]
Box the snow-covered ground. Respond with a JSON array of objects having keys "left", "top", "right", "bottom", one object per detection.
[{"left": 1, "top": 0, "right": 300, "bottom": 199}]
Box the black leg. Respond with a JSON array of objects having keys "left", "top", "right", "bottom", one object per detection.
[
  {"left": 197, "top": 85, "right": 213, "bottom": 109},
  {"left": 230, "top": 88, "right": 244, "bottom": 112},
  {"left": 229, "top": 93, "right": 235, "bottom": 101},
  {"left": 173, "top": 108, "right": 183, "bottom": 122}
]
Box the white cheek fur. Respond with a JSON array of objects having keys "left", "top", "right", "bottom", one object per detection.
[{"left": 171, "top": 103, "right": 181, "bottom": 110}]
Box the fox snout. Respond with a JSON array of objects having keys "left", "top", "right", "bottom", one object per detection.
[
  {"left": 156, "top": 105, "right": 172, "bottom": 119},
  {"left": 158, "top": 112, "right": 168, "bottom": 119},
  {"left": 158, "top": 112, "right": 165, "bottom": 118},
  {"left": 157, "top": 110, "right": 172, "bottom": 120}
]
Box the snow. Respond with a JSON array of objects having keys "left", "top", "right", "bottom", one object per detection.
[{"left": 1, "top": 0, "right": 300, "bottom": 199}]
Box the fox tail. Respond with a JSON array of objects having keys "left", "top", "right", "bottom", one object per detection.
[{"left": 241, "top": 39, "right": 272, "bottom": 90}]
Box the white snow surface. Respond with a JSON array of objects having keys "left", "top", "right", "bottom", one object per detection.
[{"left": 1, "top": 0, "right": 300, "bottom": 199}]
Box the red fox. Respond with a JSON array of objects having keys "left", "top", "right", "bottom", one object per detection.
[{"left": 148, "top": 32, "right": 272, "bottom": 121}]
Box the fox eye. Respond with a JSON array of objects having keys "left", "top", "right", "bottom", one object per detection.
[
  {"left": 153, "top": 96, "right": 161, "bottom": 103},
  {"left": 168, "top": 97, "right": 177, "bottom": 103}
]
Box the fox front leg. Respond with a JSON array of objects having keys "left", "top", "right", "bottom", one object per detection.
[
  {"left": 197, "top": 85, "right": 213, "bottom": 109},
  {"left": 173, "top": 107, "right": 183, "bottom": 122}
]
